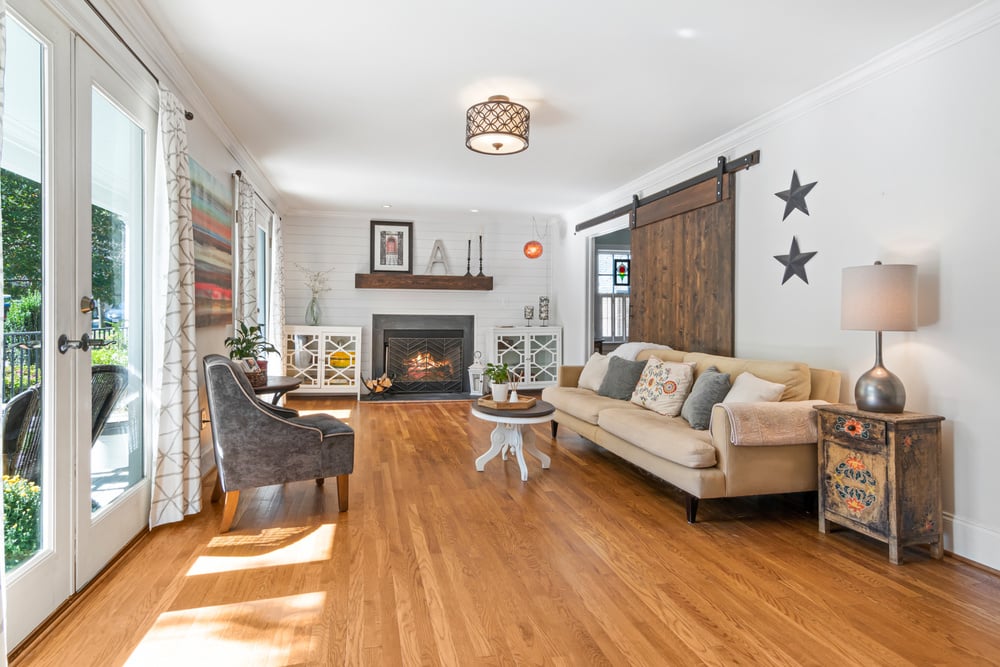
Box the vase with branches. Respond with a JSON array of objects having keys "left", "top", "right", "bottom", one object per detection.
[{"left": 298, "top": 263, "right": 333, "bottom": 325}]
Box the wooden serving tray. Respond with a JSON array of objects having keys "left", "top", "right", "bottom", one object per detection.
[{"left": 477, "top": 396, "right": 537, "bottom": 410}]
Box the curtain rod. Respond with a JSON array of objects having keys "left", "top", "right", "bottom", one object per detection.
[{"left": 83, "top": 0, "right": 194, "bottom": 121}]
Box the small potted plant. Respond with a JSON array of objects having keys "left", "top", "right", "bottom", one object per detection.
[
  {"left": 484, "top": 362, "right": 511, "bottom": 402},
  {"left": 224, "top": 322, "right": 279, "bottom": 378}
]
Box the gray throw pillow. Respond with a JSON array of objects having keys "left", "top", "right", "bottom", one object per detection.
[
  {"left": 597, "top": 356, "right": 648, "bottom": 401},
  {"left": 681, "top": 366, "right": 732, "bottom": 430}
]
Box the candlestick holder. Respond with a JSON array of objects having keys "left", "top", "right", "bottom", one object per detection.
[
  {"left": 477, "top": 235, "right": 485, "bottom": 277},
  {"left": 538, "top": 296, "right": 549, "bottom": 325},
  {"left": 523, "top": 305, "right": 534, "bottom": 327},
  {"left": 465, "top": 239, "right": 472, "bottom": 276}
]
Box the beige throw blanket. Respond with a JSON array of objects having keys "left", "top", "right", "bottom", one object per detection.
[{"left": 714, "top": 400, "right": 827, "bottom": 446}]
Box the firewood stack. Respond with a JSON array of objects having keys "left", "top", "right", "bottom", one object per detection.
[{"left": 363, "top": 374, "right": 394, "bottom": 398}]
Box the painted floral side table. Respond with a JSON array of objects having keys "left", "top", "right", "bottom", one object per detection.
[{"left": 814, "top": 404, "right": 944, "bottom": 564}]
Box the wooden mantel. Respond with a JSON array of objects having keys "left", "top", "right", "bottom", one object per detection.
[{"left": 354, "top": 273, "right": 493, "bottom": 291}]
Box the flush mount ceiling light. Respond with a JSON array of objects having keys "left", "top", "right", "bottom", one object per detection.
[{"left": 466, "top": 95, "right": 530, "bottom": 155}]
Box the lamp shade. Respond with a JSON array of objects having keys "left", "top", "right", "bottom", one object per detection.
[
  {"left": 841, "top": 262, "right": 917, "bottom": 332},
  {"left": 523, "top": 240, "right": 543, "bottom": 259},
  {"left": 466, "top": 95, "right": 530, "bottom": 155}
]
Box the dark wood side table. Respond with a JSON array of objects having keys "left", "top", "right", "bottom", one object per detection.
[
  {"left": 252, "top": 376, "right": 303, "bottom": 405},
  {"left": 814, "top": 403, "right": 944, "bottom": 564}
]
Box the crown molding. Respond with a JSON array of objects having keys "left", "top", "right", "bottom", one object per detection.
[
  {"left": 565, "top": 0, "right": 1000, "bottom": 226},
  {"left": 90, "top": 0, "right": 283, "bottom": 213}
]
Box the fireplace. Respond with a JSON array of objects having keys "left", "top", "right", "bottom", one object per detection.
[{"left": 371, "top": 314, "right": 475, "bottom": 394}]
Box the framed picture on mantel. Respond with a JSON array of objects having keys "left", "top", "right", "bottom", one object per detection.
[{"left": 370, "top": 220, "right": 413, "bottom": 273}]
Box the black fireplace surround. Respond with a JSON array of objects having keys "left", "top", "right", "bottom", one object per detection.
[{"left": 371, "top": 314, "right": 475, "bottom": 394}]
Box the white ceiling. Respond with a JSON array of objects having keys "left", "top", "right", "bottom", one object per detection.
[{"left": 129, "top": 1, "right": 977, "bottom": 217}]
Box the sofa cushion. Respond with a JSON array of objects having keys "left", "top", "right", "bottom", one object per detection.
[
  {"left": 683, "top": 352, "right": 811, "bottom": 401},
  {"left": 724, "top": 372, "right": 785, "bottom": 403},
  {"left": 541, "top": 386, "right": 642, "bottom": 425},
  {"left": 598, "top": 408, "right": 717, "bottom": 468},
  {"left": 636, "top": 348, "right": 688, "bottom": 364},
  {"left": 630, "top": 358, "right": 695, "bottom": 417},
  {"left": 577, "top": 353, "right": 610, "bottom": 392},
  {"left": 681, "top": 366, "right": 731, "bottom": 430},
  {"left": 597, "top": 356, "right": 647, "bottom": 400}
]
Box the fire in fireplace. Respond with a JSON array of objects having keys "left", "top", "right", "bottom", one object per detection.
[{"left": 385, "top": 332, "right": 464, "bottom": 393}]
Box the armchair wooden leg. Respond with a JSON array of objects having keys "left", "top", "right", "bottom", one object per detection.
[
  {"left": 551, "top": 421, "right": 559, "bottom": 438},
  {"left": 211, "top": 474, "right": 223, "bottom": 503},
  {"left": 220, "top": 490, "right": 240, "bottom": 532},
  {"left": 336, "top": 474, "right": 349, "bottom": 512}
]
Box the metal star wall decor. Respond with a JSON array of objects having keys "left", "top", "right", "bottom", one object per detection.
[
  {"left": 773, "top": 236, "right": 818, "bottom": 284},
  {"left": 775, "top": 170, "right": 818, "bottom": 221}
]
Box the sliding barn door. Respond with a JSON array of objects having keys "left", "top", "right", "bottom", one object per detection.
[{"left": 630, "top": 174, "right": 734, "bottom": 355}]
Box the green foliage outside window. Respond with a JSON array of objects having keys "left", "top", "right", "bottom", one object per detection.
[
  {"left": 4, "top": 289, "right": 41, "bottom": 333},
  {"left": 2, "top": 168, "right": 125, "bottom": 307},
  {"left": 4, "top": 475, "right": 41, "bottom": 571}
]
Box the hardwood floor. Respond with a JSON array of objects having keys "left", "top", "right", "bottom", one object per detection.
[{"left": 13, "top": 398, "right": 1000, "bottom": 666}]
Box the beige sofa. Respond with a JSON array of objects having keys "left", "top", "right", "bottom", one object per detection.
[{"left": 541, "top": 349, "right": 841, "bottom": 522}]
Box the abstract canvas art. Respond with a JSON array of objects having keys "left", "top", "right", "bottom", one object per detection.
[{"left": 190, "top": 159, "right": 233, "bottom": 326}]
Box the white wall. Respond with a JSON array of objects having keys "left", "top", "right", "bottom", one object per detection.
[
  {"left": 283, "top": 210, "right": 555, "bottom": 375},
  {"left": 555, "top": 8, "right": 1000, "bottom": 569}
]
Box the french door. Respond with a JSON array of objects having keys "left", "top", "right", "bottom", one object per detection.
[{"left": 3, "top": 0, "right": 156, "bottom": 649}]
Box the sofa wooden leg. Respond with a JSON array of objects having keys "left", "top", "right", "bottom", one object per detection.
[
  {"left": 551, "top": 421, "right": 559, "bottom": 437},
  {"left": 336, "top": 474, "right": 349, "bottom": 512},
  {"left": 220, "top": 490, "right": 240, "bottom": 532},
  {"left": 315, "top": 478, "right": 325, "bottom": 486},
  {"left": 685, "top": 494, "right": 699, "bottom": 524}
]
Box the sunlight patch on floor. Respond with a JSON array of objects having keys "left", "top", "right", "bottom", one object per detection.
[
  {"left": 124, "top": 592, "right": 325, "bottom": 666},
  {"left": 295, "top": 407, "right": 353, "bottom": 420},
  {"left": 187, "top": 523, "right": 336, "bottom": 576}
]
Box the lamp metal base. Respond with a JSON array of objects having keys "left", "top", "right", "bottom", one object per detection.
[{"left": 855, "top": 363, "right": 906, "bottom": 413}]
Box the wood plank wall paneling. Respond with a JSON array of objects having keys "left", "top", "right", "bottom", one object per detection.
[
  {"left": 283, "top": 213, "right": 551, "bottom": 373},
  {"left": 630, "top": 174, "right": 734, "bottom": 355},
  {"left": 12, "top": 398, "right": 1000, "bottom": 665}
]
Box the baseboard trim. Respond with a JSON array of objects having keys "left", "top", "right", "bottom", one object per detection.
[{"left": 944, "top": 512, "right": 1000, "bottom": 572}]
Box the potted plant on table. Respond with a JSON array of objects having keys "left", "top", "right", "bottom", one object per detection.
[
  {"left": 224, "top": 322, "right": 279, "bottom": 386},
  {"left": 483, "top": 362, "right": 511, "bottom": 402}
]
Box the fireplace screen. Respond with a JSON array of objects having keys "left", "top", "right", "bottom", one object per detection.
[{"left": 385, "top": 334, "right": 464, "bottom": 393}]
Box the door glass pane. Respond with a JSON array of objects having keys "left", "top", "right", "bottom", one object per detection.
[
  {"left": 1, "top": 18, "right": 46, "bottom": 571},
  {"left": 89, "top": 90, "right": 143, "bottom": 512}
]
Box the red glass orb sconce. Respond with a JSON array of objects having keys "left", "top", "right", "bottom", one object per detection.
[{"left": 523, "top": 240, "right": 543, "bottom": 259}]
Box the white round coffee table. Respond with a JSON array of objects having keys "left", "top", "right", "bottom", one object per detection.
[{"left": 471, "top": 400, "right": 555, "bottom": 481}]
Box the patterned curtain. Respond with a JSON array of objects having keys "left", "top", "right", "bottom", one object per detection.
[
  {"left": 235, "top": 176, "right": 257, "bottom": 325},
  {"left": 149, "top": 86, "right": 201, "bottom": 528},
  {"left": 267, "top": 210, "right": 285, "bottom": 361},
  {"left": 0, "top": 1, "right": 9, "bottom": 659}
]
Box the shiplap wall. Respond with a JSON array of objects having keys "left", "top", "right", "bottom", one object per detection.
[{"left": 283, "top": 211, "right": 557, "bottom": 375}]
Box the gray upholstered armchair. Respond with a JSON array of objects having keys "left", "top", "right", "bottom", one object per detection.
[{"left": 203, "top": 354, "right": 355, "bottom": 532}]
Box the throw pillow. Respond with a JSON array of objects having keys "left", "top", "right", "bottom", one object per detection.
[
  {"left": 577, "top": 352, "right": 610, "bottom": 392},
  {"left": 723, "top": 371, "right": 785, "bottom": 403},
  {"left": 597, "top": 356, "right": 648, "bottom": 401},
  {"left": 630, "top": 357, "right": 696, "bottom": 417},
  {"left": 681, "top": 366, "right": 732, "bottom": 430}
]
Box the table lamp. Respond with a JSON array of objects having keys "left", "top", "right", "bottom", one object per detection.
[{"left": 841, "top": 261, "right": 917, "bottom": 413}]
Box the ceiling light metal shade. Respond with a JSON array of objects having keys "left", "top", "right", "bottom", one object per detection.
[
  {"left": 466, "top": 95, "right": 530, "bottom": 155},
  {"left": 841, "top": 261, "right": 918, "bottom": 413}
]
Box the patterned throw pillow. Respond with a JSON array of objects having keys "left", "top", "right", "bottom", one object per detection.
[{"left": 630, "top": 357, "right": 696, "bottom": 416}]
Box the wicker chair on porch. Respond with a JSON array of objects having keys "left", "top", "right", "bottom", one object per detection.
[
  {"left": 91, "top": 364, "right": 129, "bottom": 443},
  {"left": 203, "top": 354, "right": 355, "bottom": 532},
  {"left": 2, "top": 385, "right": 42, "bottom": 484}
]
